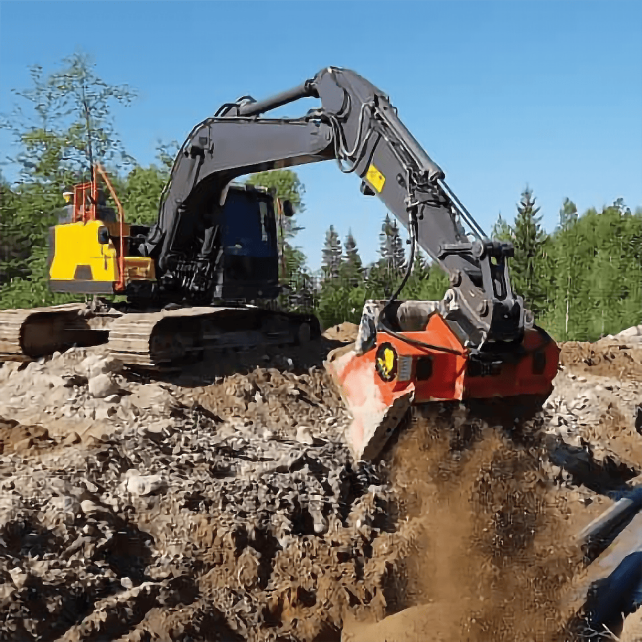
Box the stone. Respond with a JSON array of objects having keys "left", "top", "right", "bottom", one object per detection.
[
  {"left": 88, "top": 373, "right": 119, "bottom": 399},
  {"left": 95, "top": 405, "right": 118, "bottom": 421},
  {"left": 62, "top": 432, "right": 81, "bottom": 446},
  {"left": 80, "top": 499, "right": 105, "bottom": 516},
  {"left": 12, "top": 437, "right": 33, "bottom": 452},
  {"left": 121, "top": 576, "right": 134, "bottom": 589},
  {"left": 8, "top": 568, "right": 28, "bottom": 590},
  {"left": 295, "top": 426, "right": 314, "bottom": 445},
  {"left": 125, "top": 473, "right": 166, "bottom": 497},
  {"left": 64, "top": 374, "right": 89, "bottom": 387}
]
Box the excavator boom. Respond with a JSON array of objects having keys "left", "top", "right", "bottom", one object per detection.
[{"left": 144, "top": 67, "right": 525, "bottom": 348}]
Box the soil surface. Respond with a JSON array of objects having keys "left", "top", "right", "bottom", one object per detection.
[{"left": 0, "top": 326, "right": 641, "bottom": 641}]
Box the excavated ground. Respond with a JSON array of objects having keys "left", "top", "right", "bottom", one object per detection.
[{"left": 0, "top": 324, "right": 641, "bottom": 641}]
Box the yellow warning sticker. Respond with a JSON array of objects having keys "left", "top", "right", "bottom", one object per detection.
[{"left": 366, "top": 164, "right": 386, "bottom": 193}]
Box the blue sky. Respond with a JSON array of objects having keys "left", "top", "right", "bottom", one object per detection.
[{"left": 1, "top": 1, "right": 640, "bottom": 271}]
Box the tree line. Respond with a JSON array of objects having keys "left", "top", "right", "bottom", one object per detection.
[
  {"left": 1, "top": 54, "right": 640, "bottom": 342},
  {"left": 314, "top": 189, "right": 642, "bottom": 342}
]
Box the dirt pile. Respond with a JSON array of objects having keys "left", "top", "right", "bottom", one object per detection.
[
  {"left": 0, "top": 346, "right": 408, "bottom": 641},
  {"left": 0, "top": 402, "right": 400, "bottom": 641},
  {"left": 0, "top": 327, "right": 641, "bottom": 641},
  {"left": 560, "top": 338, "right": 642, "bottom": 382},
  {"left": 344, "top": 331, "right": 642, "bottom": 642}
]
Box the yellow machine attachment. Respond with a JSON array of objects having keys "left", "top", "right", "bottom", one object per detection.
[{"left": 48, "top": 164, "right": 155, "bottom": 295}]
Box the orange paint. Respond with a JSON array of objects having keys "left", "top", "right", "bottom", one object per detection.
[{"left": 326, "top": 314, "right": 560, "bottom": 460}]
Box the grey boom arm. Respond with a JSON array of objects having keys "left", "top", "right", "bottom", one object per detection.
[{"left": 143, "top": 66, "right": 526, "bottom": 347}]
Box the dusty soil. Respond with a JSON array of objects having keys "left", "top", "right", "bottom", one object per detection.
[
  {"left": 0, "top": 327, "right": 641, "bottom": 641},
  {"left": 560, "top": 338, "right": 642, "bottom": 381}
]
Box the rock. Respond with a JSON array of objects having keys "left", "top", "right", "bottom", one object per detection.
[
  {"left": 88, "top": 373, "right": 119, "bottom": 399},
  {"left": 95, "top": 405, "right": 118, "bottom": 421},
  {"left": 64, "top": 373, "right": 89, "bottom": 387},
  {"left": 79, "top": 499, "right": 113, "bottom": 519},
  {"left": 8, "top": 568, "right": 28, "bottom": 590},
  {"left": 81, "top": 354, "right": 123, "bottom": 379},
  {"left": 62, "top": 432, "right": 81, "bottom": 446},
  {"left": 12, "top": 437, "right": 33, "bottom": 452},
  {"left": 45, "top": 495, "right": 80, "bottom": 523},
  {"left": 125, "top": 473, "right": 166, "bottom": 497},
  {"left": 310, "top": 510, "right": 329, "bottom": 535},
  {"left": 615, "top": 325, "right": 642, "bottom": 340},
  {"left": 296, "top": 425, "right": 314, "bottom": 445},
  {"left": 121, "top": 576, "right": 134, "bottom": 589}
]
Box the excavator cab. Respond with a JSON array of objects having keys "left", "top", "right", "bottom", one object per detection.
[{"left": 47, "top": 168, "right": 284, "bottom": 303}]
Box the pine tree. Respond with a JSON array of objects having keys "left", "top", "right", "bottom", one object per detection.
[
  {"left": 558, "top": 197, "right": 578, "bottom": 231},
  {"left": 321, "top": 225, "right": 342, "bottom": 281},
  {"left": 379, "top": 215, "right": 406, "bottom": 273},
  {"left": 390, "top": 221, "right": 406, "bottom": 274},
  {"left": 492, "top": 213, "right": 513, "bottom": 241},
  {"left": 545, "top": 198, "right": 581, "bottom": 339},
  {"left": 340, "top": 230, "right": 363, "bottom": 286},
  {"left": 378, "top": 214, "right": 394, "bottom": 266},
  {"left": 510, "top": 187, "right": 548, "bottom": 316},
  {"left": 404, "top": 248, "right": 430, "bottom": 299}
]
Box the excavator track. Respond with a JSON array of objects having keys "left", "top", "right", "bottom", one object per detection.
[
  {"left": 0, "top": 303, "right": 318, "bottom": 370},
  {"left": 105, "top": 306, "right": 318, "bottom": 369},
  {"left": 0, "top": 303, "right": 112, "bottom": 361}
]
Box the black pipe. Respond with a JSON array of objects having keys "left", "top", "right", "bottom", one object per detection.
[{"left": 236, "top": 80, "right": 317, "bottom": 117}]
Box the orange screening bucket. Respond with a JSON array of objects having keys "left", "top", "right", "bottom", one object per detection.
[{"left": 325, "top": 303, "right": 559, "bottom": 461}]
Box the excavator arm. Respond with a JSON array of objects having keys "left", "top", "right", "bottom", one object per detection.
[{"left": 143, "top": 67, "right": 526, "bottom": 349}]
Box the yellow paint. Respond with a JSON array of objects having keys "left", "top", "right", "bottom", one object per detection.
[
  {"left": 366, "top": 164, "right": 386, "bottom": 193},
  {"left": 377, "top": 346, "right": 396, "bottom": 379},
  {"left": 49, "top": 221, "right": 156, "bottom": 292},
  {"left": 123, "top": 257, "right": 155, "bottom": 281},
  {"left": 49, "top": 221, "right": 119, "bottom": 284}
]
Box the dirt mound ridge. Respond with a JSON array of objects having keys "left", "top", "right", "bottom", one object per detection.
[{"left": 560, "top": 339, "right": 642, "bottom": 381}]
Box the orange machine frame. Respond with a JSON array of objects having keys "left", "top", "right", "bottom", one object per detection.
[{"left": 326, "top": 313, "right": 560, "bottom": 460}]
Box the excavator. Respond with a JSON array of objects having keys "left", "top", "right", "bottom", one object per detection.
[{"left": 0, "top": 66, "right": 559, "bottom": 461}]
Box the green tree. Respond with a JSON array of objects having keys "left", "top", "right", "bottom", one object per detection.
[
  {"left": 0, "top": 53, "right": 137, "bottom": 309},
  {"left": 366, "top": 214, "right": 408, "bottom": 298},
  {"left": 1, "top": 52, "right": 136, "bottom": 184},
  {"left": 321, "top": 225, "right": 342, "bottom": 280},
  {"left": 120, "top": 143, "right": 177, "bottom": 226},
  {"left": 0, "top": 180, "right": 25, "bottom": 286},
  {"left": 492, "top": 213, "right": 513, "bottom": 241},
  {"left": 317, "top": 230, "right": 368, "bottom": 329},
  {"left": 340, "top": 230, "right": 364, "bottom": 286},
  {"left": 541, "top": 198, "right": 582, "bottom": 339},
  {"left": 380, "top": 215, "right": 406, "bottom": 274},
  {"left": 403, "top": 248, "right": 431, "bottom": 300},
  {"left": 558, "top": 197, "right": 578, "bottom": 231},
  {"left": 510, "top": 187, "right": 548, "bottom": 316}
]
